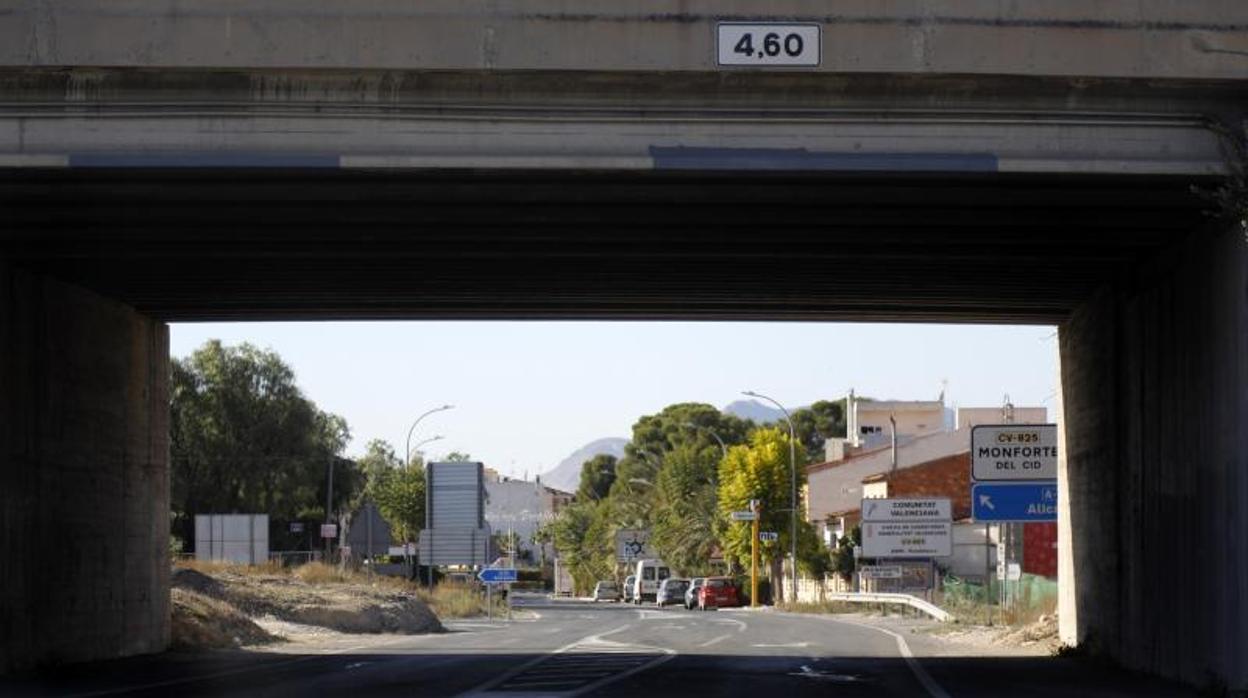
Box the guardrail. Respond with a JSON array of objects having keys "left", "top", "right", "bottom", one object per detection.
[{"left": 827, "top": 592, "right": 955, "bottom": 622}]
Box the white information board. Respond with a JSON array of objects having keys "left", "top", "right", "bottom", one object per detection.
[
  {"left": 971, "top": 424, "right": 1059, "bottom": 481},
  {"left": 862, "top": 521, "right": 953, "bottom": 558}
]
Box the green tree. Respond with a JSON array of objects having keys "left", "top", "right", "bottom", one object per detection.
[
  {"left": 170, "top": 340, "right": 354, "bottom": 550},
  {"left": 716, "top": 427, "right": 821, "bottom": 602},
  {"left": 443, "top": 451, "right": 473, "bottom": 462},
  {"left": 650, "top": 443, "right": 720, "bottom": 576},
  {"left": 576, "top": 454, "right": 618, "bottom": 501},
  {"left": 789, "top": 399, "right": 847, "bottom": 464}
]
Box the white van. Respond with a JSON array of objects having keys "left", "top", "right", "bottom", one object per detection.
[{"left": 631, "top": 559, "right": 671, "bottom": 604}]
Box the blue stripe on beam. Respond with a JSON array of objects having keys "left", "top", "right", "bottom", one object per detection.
[{"left": 650, "top": 146, "right": 998, "bottom": 172}]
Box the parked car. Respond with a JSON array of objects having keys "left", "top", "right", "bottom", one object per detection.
[
  {"left": 631, "top": 559, "right": 671, "bottom": 604},
  {"left": 684, "top": 577, "right": 706, "bottom": 610},
  {"left": 623, "top": 575, "right": 637, "bottom": 603},
  {"left": 655, "top": 578, "right": 689, "bottom": 606},
  {"left": 592, "top": 580, "right": 621, "bottom": 602},
  {"left": 697, "top": 577, "right": 740, "bottom": 610}
]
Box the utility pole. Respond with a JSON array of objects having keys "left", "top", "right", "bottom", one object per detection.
[
  {"left": 324, "top": 457, "right": 334, "bottom": 562},
  {"left": 751, "top": 499, "right": 760, "bottom": 607}
]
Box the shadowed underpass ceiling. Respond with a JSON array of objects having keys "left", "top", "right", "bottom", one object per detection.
[{"left": 1, "top": 168, "right": 1212, "bottom": 323}]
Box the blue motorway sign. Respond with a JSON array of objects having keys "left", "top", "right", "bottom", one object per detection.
[
  {"left": 972, "top": 482, "right": 1058, "bottom": 522},
  {"left": 478, "top": 567, "right": 518, "bottom": 584}
]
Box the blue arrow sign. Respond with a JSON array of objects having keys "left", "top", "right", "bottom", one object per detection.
[
  {"left": 478, "top": 568, "right": 518, "bottom": 584},
  {"left": 972, "top": 482, "right": 1058, "bottom": 522}
]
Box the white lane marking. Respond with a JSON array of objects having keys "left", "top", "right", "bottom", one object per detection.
[
  {"left": 456, "top": 625, "right": 632, "bottom": 696},
  {"left": 710, "top": 617, "right": 748, "bottom": 633},
  {"left": 830, "top": 618, "right": 951, "bottom": 698},
  {"left": 699, "top": 634, "right": 731, "bottom": 648},
  {"left": 752, "top": 642, "right": 811, "bottom": 648},
  {"left": 62, "top": 634, "right": 422, "bottom": 698}
]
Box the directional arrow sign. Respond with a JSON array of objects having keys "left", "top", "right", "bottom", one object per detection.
[
  {"left": 972, "top": 483, "right": 1058, "bottom": 522},
  {"left": 730, "top": 511, "right": 757, "bottom": 521},
  {"left": 478, "top": 568, "right": 518, "bottom": 584}
]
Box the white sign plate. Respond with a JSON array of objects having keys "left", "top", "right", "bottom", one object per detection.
[
  {"left": 998, "top": 562, "right": 1022, "bottom": 581},
  {"left": 859, "top": 565, "right": 903, "bottom": 579},
  {"left": 320, "top": 524, "right": 337, "bottom": 539},
  {"left": 862, "top": 521, "right": 953, "bottom": 558},
  {"left": 717, "top": 23, "right": 821, "bottom": 67},
  {"left": 615, "top": 529, "right": 650, "bottom": 562},
  {"left": 730, "top": 510, "right": 757, "bottom": 521},
  {"left": 861, "top": 498, "right": 952, "bottom": 523},
  {"left": 972, "top": 424, "right": 1059, "bottom": 481}
]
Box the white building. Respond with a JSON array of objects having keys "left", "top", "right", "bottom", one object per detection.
[{"left": 483, "top": 475, "right": 573, "bottom": 564}]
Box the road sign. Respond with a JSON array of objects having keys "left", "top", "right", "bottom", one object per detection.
[
  {"left": 319, "top": 524, "right": 337, "bottom": 539},
  {"left": 971, "top": 424, "right": 1059, "bottom": 481},
  {"left": 859, "top": 565, "right": 903, "bottom": 579},
  {"left": 478, "top": 567, "right": 519, "bottom": 584},
  {"left": 289, "top": 522, "right": 304, "bottom": 534},
  {"left": 759, "top": 531, "right": 778, "bottom": 542},
  {"left": 972, "top": 482, "right": 1058, "bottom": 522},
  {"left": 997, "top": 562, "right": 1022, "bottom": 581},
  {"left": 861, "top": 521, "right": 953, "bottom": 558},
  {"left": 615, "top": 529, "right": 650, "bottom": 562},
  {"left": 731, "top": 511, "right": 757, "bottom": 521},
  {"left": 861, "top": 498, "right": 952, "bottom": 522}
]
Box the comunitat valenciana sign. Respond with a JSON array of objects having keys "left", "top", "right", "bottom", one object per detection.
[{"left": 860, "top": 498, "right": 953, "bottom": 558}]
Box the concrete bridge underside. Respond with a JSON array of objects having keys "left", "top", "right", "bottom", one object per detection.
[
  {"left": 3, "top": 166, "right": 1246, "bottom": 691},
  {"left": 1, "top": 0, "right": 1247, "bottom": 690}
]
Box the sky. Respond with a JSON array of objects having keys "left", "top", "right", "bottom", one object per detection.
[{"left": 170, "top": 322, "right": 1059, "bottom": 479}]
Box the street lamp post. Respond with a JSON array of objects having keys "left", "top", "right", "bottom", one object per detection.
[
  {"left": 681, "top": 421, "right": 728, "bottom": 460},
  {"left": 743, "top": 390, "right": 798, "bottom": 605},
  {"left": 406, "top": 404, "right": 454, "bottom": 470},
  {"left": 403, "top": 404, "right": 453, "bottom": 579}
]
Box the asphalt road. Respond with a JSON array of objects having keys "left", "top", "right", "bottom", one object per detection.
[{"left": 2, "top": 595, "right": 1196, "bottom": 697}]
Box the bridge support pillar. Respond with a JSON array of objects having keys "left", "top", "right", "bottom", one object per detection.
[
  {"left": 1058, "top": 221, "right": 1247, "bottom": 691},
  {"left": 0, "top": 263, "right": 170, "bottom": 673}
]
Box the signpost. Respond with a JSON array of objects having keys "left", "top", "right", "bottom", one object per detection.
[
  {"left": 477, "top": 568, "right": 519, "bottom": 584},
  {"left": 615, "top": 529, "right": 650, "bottom": 562},
  {"left": 859, "top": 565, "right": 903, "bottom": 579},
  {"left": 860, "top": 498, "right": 953, "bottom": 558},
  {"left": 730, "top": 510, "right": 757, "bottom": 521},
  {"left": 971, "top": 424, "right": 1059, "bottom": 481},
  {"left": 972, "top": 482, "right": 1058, "bottom": 522}
]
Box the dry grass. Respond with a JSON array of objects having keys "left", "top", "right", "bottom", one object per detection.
[
  {"left": 173, "top": 559, "right": 501, "bottom": 620},
  {"left": 170, "top": 587, "right": 282, "bottom": 650}
]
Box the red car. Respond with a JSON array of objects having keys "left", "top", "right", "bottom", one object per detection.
[{"left": 697, "top": 577, "right": 740, "bottom": 610}]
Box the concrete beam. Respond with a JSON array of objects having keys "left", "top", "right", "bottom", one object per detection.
[
  {"left": 1058, "top": 220, "right": 1248, "bottom": 691},
  {"left": 2, "top": 0, "right": 1247, "bottom": 79},
  {"left": 0, "top": 263, "right": 170, "bottom": 673}
]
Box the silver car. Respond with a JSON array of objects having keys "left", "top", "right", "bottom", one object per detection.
[
  {"left": 684, "top": 577, "right": 706, "bottom": 609},
  {"left": 592, "top": 580, "right": 621, "bottom": 602},
  {"left": 656, "top": 578, "right": 689, "bottom": 606}
]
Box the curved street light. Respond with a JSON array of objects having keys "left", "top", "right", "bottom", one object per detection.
[
  {"left": 405, "top": 404, "right": 454, "bottom": 470},
  {"left": 681, "top": 421, "right": 729, "bottom": 460},
  {"left": 408, "top": 435, "right": 444, "bottom": 466},
  {"left": 743, "top": 389, "right": 798, "bottom": 605}
]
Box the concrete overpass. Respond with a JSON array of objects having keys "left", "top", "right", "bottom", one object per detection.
[{"left": 2, "top": 0, "right": 1246, "bottom": 691}]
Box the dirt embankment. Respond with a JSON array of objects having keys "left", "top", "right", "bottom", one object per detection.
[{"left": 170, "top": 563, "right": 443, "bottom": 650}]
